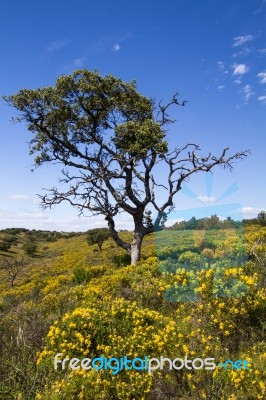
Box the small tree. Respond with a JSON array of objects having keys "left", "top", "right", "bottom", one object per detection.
[
  {"left": 257, "top": 210, "right": 266, "bottom": 226},
  {"left": 3, "top": 234, "right": 18, "bottom": 246},
  {"left": 87, "top": 228, "right": 110, "bottom": 250},
  {"left": 4, "top": 69, "right": 249, "bottom": 264},
  {"left": 23, "top": 241, "right": 37, "bottom": 257},
  {"left": 0, "top": 256, "right": 25, "bottom": 288},
  {"left": 0, "top": 237, "right": 12, "bottom": 252}
]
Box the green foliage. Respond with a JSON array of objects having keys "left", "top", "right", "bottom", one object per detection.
[
  {"left": 0, "top": 234, "right": 19, "bottom": 252},
  {"left": 72, "top": 267, "right": 90, "bottom": 284},
  {"left": 23, "top": 241, "right": 38, "bottom": 256},
  {"left": 0, "top": 238, "right": 12, "bottom": 252},
  {"left": 111, "top": 253, "right": 131, "bottom": 267},
  {"left": 169, "top": 215, "right": 243, "bottom": 230},
  {"left": 257, "top": 210, "right": 266, "bottom": 226},
  {"left": 4, "top": 70, "right": 161, "bottom": 166},
  {"left": 178, "top": 251, "right": 204, "bottom": 270},
  {"left": 87, "top": 228, "right": 110, "bottom": 250},
  {"left": 3, "top": 234, "right": 19, "bottom": 246},
  {"left": 114, "top": 119, "right": 167, "bottom": 157}
]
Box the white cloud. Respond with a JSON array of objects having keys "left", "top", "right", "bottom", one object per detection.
[
  {"left": 233, "top": 47, "right": 251, "bottom": 58},
  {"left": 232, "top": 35, "right": 253, "bottom": 47},
  {"left": 63, "top": 57, "right": 86, "bottom": 71},
  {"left": 217, "top": 85, "right": 225, "bottom": 91},
  {"left": 73, "top": 57, "right": 85, "bottom": 67},
  {"left": 258, "top": 96, "right": 266, "bottom": 104},
  {"left": 0, "top": 207, "right": 134, "bottom": 232},
  {"left": 111, "top": 43, "right": 121, "bottom": 52},
  {"left": 47, "top": 40, "right": 67, "bottom": 52},
  {"left": 217, "top": 61, "right": 225, "bottom": 71},
  {"left": 257, "top": 71, "right": 266, "bottom": 84},
  {"left": 0, "top": 208, "right": 48, "bottom": 222},
  {"left": 232, "top": 63, "right": 249, "bottom": 75},
  {"left": 234, "top": 78, "right": 242, "bottom": 85},
  {"left": 258, "top": 48, "right": 266, "bottom": 55},
  {"left": 240, "top": 207, "right": 263, "bottom": 218},
  {"left": 3, "top": 194, "right": 31, "bottom": 201},
  {"left": 242, "top": 84, "right": 255, "bottom": 102}
]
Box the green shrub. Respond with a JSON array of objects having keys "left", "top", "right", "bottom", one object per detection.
[
  {"left": 72, "top": 267, "right": 90, "bottom": 284},
  {"left": 112, "top": 253, "right": 131, "bottom": 267},
  {"left": 23, "top": 241, "right": 37, "bottom": 256}
]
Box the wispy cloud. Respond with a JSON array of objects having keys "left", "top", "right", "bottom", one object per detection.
[
  {"left": 217, "top": 85, "right": 225, "bottom": 91},
  {"left": 258, "top": 96, "right": 266, "bottom": 104},
  {"left": 2, "top": 194, "right": 31, "bottom": 201},
  {"left": 73, "top": 57, "right": 86, "bottom": 67},
  {"left": 234, "top": 78, "right": 242, "bottom": 85},
  {"left": 47, "top": 40, "right": 68, "bottom": 52},
  {"left": 217, "top": 61, "right": 229, "bottom": 74},
  {"left": 217, "top": 61, "right": 225, "bottom": 71},
  {"left": 232, "top": 63, "right": 249, "bottom": 75},
  {"left": 63, "top": 57, "right": 86, "bottom": 71},
  {"left": 233, "top": 47, "right": 252, "bottom": 58},
  {"left": 232, "top": 35, "right": 253, "bottom": 47},
  {"left": 258, "top": 48, "right": 266, "bottom": 55},
  {"left": 241, "top": 84, "right": 255, "bottom": 103},
  {"left": 257, "top": 71, "right": 266, "bottom": 84},
  {"left": 0, "top": 208, "right": 48, "bottom": 222},
  {"left": 111, "top": 43, "right": 121, "bottom": 52}
]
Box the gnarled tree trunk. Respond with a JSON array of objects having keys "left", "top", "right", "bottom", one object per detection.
[{"left": 130, "top": 230, "right": 144, "bottom": 264}]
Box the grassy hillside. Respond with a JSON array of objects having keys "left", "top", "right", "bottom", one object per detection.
[{"left": 0, "top": 226, "right": 265, "bottom": 400}]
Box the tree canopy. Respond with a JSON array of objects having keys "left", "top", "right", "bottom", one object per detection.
[
  {"left": 4, "top": 69, "right": 249, "bottom": 264},
  {"left": 87, "top": 228, "right": 111, "bottom": 250}
]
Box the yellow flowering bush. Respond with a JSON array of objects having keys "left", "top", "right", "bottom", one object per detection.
[{"left": 0, "top": 226, "right": 265, "bottom": 399}]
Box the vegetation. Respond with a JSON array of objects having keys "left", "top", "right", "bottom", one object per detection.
[
  {"left": 87, "top": 228, "right": 111, "bottom": 250},
  {"left": 23, "top": 241, "right": 38, "bottom": 257},
  {"left": 4, "top": 69, "right": 249, "bottom": 264},
  {"left": 0, "top": 222, "right": 265, "bottom": 399}
]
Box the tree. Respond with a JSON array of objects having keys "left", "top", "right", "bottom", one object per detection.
[
  {"left": 257, "top": 210, "right": 266, "bottom": 226},
  {"left": 87, "top": 228, "right": 110, "bottom": 250},
  {"left": 4, "top": 70, "right": 249, "bottom": 264},
  {"left": 0, "top": 256, "right": 25, "bottom": 288},
  {"left": 23, "top": 241, "right": 37, "bottom": 257},
  {"left": 0, "top": 236, "right": 13, "bottom": 252}
]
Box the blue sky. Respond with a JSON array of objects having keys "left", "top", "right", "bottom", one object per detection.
[{"left": 0, "top": 0, "right": 265, "bottom": 231}]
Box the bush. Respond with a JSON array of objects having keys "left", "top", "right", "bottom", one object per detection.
[
  {"left": 0, "top": 239, "right": 12, "bottom": 252},
  {"left": 111, "top": 253, "right": 131, "bottom": 267},
  {"left": 23, "top": 241, "right": 37, "bottom": 256},
  {"left": 72, "top": 267, "right": 90, "bottom": 284}
]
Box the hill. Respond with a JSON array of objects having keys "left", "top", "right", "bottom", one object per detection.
[{"left": 0, "top": 226, "right": 265, "bottom": 399}]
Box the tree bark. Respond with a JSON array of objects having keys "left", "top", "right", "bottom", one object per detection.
[{"left": 130, "top": 230, "right": 144, "bottom": 264}]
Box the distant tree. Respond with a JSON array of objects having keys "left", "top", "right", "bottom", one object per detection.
[
  {"left": 186, "top": 217, "right": 198, "bottom": 230},
  {"left": 0, "top": 256, "right": 25, "bottom": 288},
  {"left": 3, "top": 234, "right": 18, "bottom": 246},
  {"left": 0, "top": 237, "right": 12, "bottom": 252},
  {"left": 87, "top": 228, "right": 111, "bottom": 250},
  {"left": 23, "top": 241, "right": 37, "bottom": 257},
  {"left": 5, "top": 69, "right": 249, "bottom": 264},
  {"left": 257, "top": 210, "right": 266, "bottom": 226}
]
